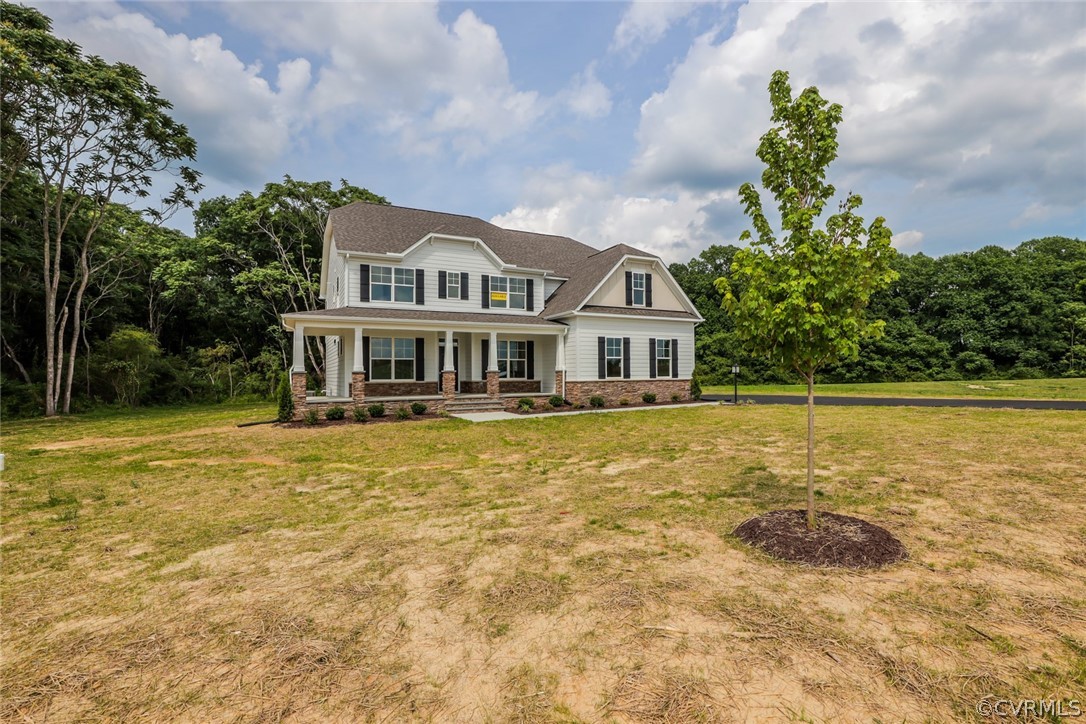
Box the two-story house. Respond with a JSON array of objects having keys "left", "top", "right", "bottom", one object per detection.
[{"left": 281, "top": 202, "right": 702, "bottom": 416}]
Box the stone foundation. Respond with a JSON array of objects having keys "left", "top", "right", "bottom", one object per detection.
[
  {"left": 351, "top": 372, "right": 365, "bottom": 405},
  {"left": 564, "top": 379, "right": 690, "bottom": 406},
  {"left": 441, "top": 370, "right": 457, "bottom": 399},
  {"left": 364, "top": 381, "right": 439, "bottom": 397},
  {"left": 501, "top": 394, "right": 552, "bottom": 411},
  {"left": 485, "top": 370, "right": 500, "bottom": 398},
  {"left": 499, "top": 379, "right": 542, "bottom": 394},
  {"left": 291, "top": 372, "right": 307, "bottom": 419},
  {"left": 460, "top": 381, "right": 487, "bottom": 394}
]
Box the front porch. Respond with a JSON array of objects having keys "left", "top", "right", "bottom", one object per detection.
[{"left": 284, "top": 318, "right": 567, "bottom": 418}]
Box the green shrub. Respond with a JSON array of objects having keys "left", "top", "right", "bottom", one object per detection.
[
  {"left": 671, "top": 393, "right": 681, "bottom": 403},
  {"left": 325, "top": 405, "right": 345, "bottom": 420},
  {"left": 411, "top": 401, "right": 428, "bottom": 415},
  {"left": 548, "top": 395, "right": 565, "bottom": 407},
  {"left": 690, "top": 376, "right": 702, "bottom": 400},
  {"left": 589, "top": 395, "right": 605, "bottom": 408},
  {"left": 368, "top": 403, "right": 386, "bottom": 418},
  {"left": 517, "top": 397, "right": 535, "bottom": 410},
  {"left": 395, "top": 405, "right": 411, "bottom": 420},
  {"left": 619, "top": 398, "right": 630, "bottom": 406},
  {"left": 302, "top": 409, "right": 318, "bottom": 426},
  {"left": 352, "top": 406, "right": 368, "bottom": 422},
  {"left": 642, "top": 392, "right": 657, "bottom": 404},
  {"left": 574, "top": 403, "right": 586, "bottom": 409},
  {"left": 276, "top": 372, "right": 294, "bottom": 422}
]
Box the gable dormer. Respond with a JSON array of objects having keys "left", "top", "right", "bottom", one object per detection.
[{"left": 584, "top": 255, "right": 692, "bottom": 313}]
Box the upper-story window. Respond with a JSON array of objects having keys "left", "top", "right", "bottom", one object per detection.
[
  {"left": 490, "top": 276, "right": 527, "bottom": 310},
  {"left": 372, "top": 266, "right": 416, "bottom": 303},
  {"left": 631, "top": 272, "right": 646, "bottom": 306},
  {"left": 446, "top": 271, "right": 460, "bottom": 299}
]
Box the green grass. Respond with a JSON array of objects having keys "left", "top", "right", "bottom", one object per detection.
[
  {"left": 2, "top": 401, "right": 1084, "bottom": 721},
  {"left": 704, "top": 376, "right": 1086, "bottom": 400}
]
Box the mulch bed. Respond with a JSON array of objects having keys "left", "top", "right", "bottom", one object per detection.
[
  {"left": 733, "top": 509, "right": 908, "bottom": 569},
  {"left": 276, "top": 413, "right": 444, "bottom": 429}
]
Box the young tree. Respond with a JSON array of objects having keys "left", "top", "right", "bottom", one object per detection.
[
  {"left": 1, "top": 2, "right": 201, "bottom": 415},
  {"left": 717, "top": 70, "right": 897, "bottom": 529}
]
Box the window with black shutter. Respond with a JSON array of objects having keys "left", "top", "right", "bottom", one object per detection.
[
  {"left": 459, "top": 272, "right": 469, "bottom": 300},
  {"left": 481, "top": 274, "right": 490, "bottom": 308},
  {"left": 622, "top": 337, "right": 631, "bottom": 379},
  {"left": 414, "top": 269, "right": 425, "bottom": 305},
  {"left": 649, "top": 337, "right": 657, "bottom": 378},
  {"left": 438, "top": 270, "right": 447, "bottom": 299},
  {"left": 359, "top": 264, "right": 370, "bottom": 302},
  {"left": 671, "top": 338, "right": 679, "bottom": 378}
]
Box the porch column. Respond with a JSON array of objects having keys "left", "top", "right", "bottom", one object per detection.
[
  {"left": 555, "top": 332, "right": 566, "bottom": 399},
  {"left": 486, "top": 330, "right": 500, "bottom": 399},
  {"left": 292, "top": 323, "right": 306, "bottom": 372},
  {"left": 442, "top": 330, "right": 456, "bottom": 399},
  {"left": 351, "top": 327, "right": 365, "bottom": 405},
  {"left": 290, "top": 323, "right": 306, "bottom": 419}
]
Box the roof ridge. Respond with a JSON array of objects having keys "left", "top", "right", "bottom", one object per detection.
[{"left": 336, "top": 200, "right": 496, "bottom": 226}]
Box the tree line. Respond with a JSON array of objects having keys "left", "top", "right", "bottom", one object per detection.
[
  {"left": 2, "top": 4, "right": 1082, "bottom": 418},
  {"left": 671, "top": 236, "right": 1086, "bottom": 387}
]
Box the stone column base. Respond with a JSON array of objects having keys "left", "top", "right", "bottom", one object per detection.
[
  {"left": 290, "top": 371, "right": 307, "bottom": 420},
  {"left": 441, "top": 370, "right": 457, "bottom": 399},
  {"left": 485, "top": 370, "right": 500, "bottom": 398},
  {"left": 351, "top": 372, "right": 366, "bottom": 405},
  {"left": 554, "top": 371, "right": 565, "bottom": 399}
]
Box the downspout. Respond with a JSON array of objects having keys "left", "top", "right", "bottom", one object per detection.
[{"left": 561, "top": 327, "right": 568, "bottom": 399}]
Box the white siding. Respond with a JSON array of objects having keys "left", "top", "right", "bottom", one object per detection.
[
  {"left": 565, "top": 315, "right": 697, "bottom": 382},
  {"left": 324, "top": 335, "right": 341, "bottom": 395},
  {"left": 588, "top": 260, "right": 686, "bottom": 311},
  {"left": 340, "top": 239, "right": 545, "bottom": 315}
]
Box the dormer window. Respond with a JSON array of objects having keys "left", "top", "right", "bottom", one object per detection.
[
  {"left": 446, "top": 271, "right": 460, "bottom": 299},
  {"left": 631, "top": 272, "right": 646, "bottom": 306}
]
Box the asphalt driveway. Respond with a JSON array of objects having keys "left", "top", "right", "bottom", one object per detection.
[{"left": 702, "top": 394, "right": 1086, "bottom": 411}]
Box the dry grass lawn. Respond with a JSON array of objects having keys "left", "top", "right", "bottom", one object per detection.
[{"left": 2, "top": 402, "right": 1084, "bottom": 722}]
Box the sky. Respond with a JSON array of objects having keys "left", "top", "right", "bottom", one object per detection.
[{"left": 31, "top": 0, "right": 1086, "bottom": 263}]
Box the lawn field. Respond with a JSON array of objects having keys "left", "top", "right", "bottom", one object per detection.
[
  {"left": 703, "top": 377, "right": 1086, "bottom": 400},
  {"left": 2, "top": 403, "right": 1084, "bottom": 721}
]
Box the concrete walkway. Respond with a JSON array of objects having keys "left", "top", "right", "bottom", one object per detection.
[{"left": 451, "top": 401, "right": 717, "bottom": 422}]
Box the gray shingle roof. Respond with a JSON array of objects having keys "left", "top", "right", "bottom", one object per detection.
[{"left": 326, "top": 202, "right": 667, "bottom": 318}]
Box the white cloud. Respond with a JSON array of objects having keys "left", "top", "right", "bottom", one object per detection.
[
  {"left": 891, "top": 230, "right": 924, "bottom": 250},
  {"left": 566, "top": 63, "right": 613, "bottom": 119},
  {"left": 491, "top": 165, "right": 735, "bottom": 263},
  {"left": 611, "top": 1, "right": 707, "bottom": 56},
  {"left": 632, "top": 1, "right": 1086, "bottom": 208},
  {"left": 38, "top": 3, "right": 306, "bottom": 184},
  {"left": 220, "top": 2, "right": 543, "bottom": 159}
]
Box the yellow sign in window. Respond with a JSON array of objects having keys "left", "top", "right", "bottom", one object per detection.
[{"left": 490, "top": 291, "right": 508, "bottom": 302}]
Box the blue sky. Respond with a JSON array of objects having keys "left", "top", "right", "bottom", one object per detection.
[{"left": 34, "top": 1, "right": 1086, "bottom": 263}]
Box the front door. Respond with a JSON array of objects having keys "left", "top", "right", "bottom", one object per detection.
[{"left": 438, "top": 341, "right": 460, "bottom": 392}]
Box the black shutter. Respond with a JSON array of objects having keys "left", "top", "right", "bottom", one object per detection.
[
  {"left": 438, "top": 270, "right": 447, "bottom": 299},
  {"left": 415, "top": 269, "right": 425, "bottom": 305},
  {"left": 622, "top": 337, "right": 631, "bottom": 379},
  {"left": 597, "top": 336, "right": 606, "bottom": 379},
  {"left": 671, "top": 338, "right": 679, "bottom": 378},
  {"left": 526, "top": 340, "right": 535, "bottom": 379},
  {"left": 649, "top": 338, "right": 657, "bottom": 379},
  {"left": 460, "top": 272, "right": 469, "bottom": 300},
  {"left": 481, "top": 275, "right": 490, "bottom": 309},
  {"left": 359, "top": 264, "right": 370, "bottom": 302},
  {"left": 415, "top": 337, "right": 425, "bottom": 381},
  {"left": 362, "top": 336, "right": 370, "bottom": 381},
  {"left": 646, "top": 274, "right": 653, "bottom": 308},
  {"left": 625, "top": 271, "right": 633, "bottom": 306},
  {"left": 480, "top": 338, "right": 489, "bottom": 377},
  {"left": 526, "top": 279, "right": 535, "bottom": 311}
]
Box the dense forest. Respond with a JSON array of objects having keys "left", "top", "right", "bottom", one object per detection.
[
  {"left": 671, "top": 238, "right": 1086, "bottom": 386},
  {"left": 2, "top": 3, "right": 1083, "bottom": 418}
]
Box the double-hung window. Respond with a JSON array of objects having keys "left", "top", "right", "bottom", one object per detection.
[
  {"left": 605, "top": 337, "right": 623, "bottom": 378},
  {"left": 498, "top": 340, "right": 527, "bottom": 378},
  {"left": 490, "top": 276, "right": 527, "bottom": 310},
  {"left": 631, "top": 272, "right": 646, "bottom": 306},
  {"left": 655, "top": 339, "right": 671, "bottom": 377},
  {"left": 370, "top": 337, "right": 415, "bottom": 380},
  {"left": 446, "top": 271, "right": 460, "bottom": 299},
  {"left": 371, "top": 266, "right": 415, "bottom": 303}
]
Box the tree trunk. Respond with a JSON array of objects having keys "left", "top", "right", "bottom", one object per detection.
[{"left": 806, "top": 371, "right": 816, "bottom": 530}]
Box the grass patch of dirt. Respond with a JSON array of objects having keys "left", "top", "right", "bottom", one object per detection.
[{"left": 3, "top": 401, "right": 1085, "bottom": 721}]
